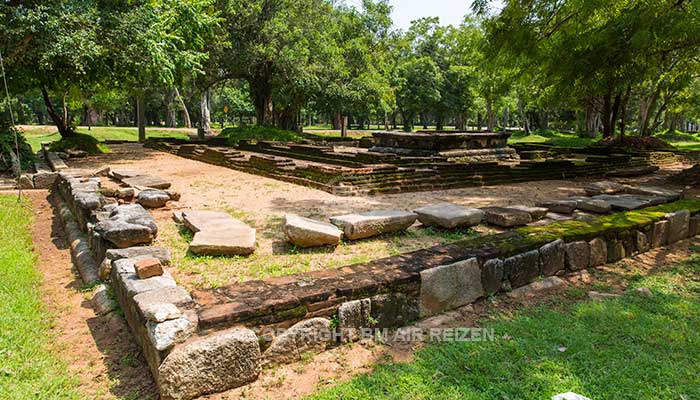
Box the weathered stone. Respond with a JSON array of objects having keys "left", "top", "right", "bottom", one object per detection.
[
  {"left": 165, "top": 190, "right": 181, "bottom": 201},
  {"left": 632, "top": 287, "right": 654, "bottom": 297},
  {"left": 330, "top": 210, "right": 417, "bottom": 240},
  {"left": 651, "top": 220, "right": 669, "bottom": 248},
  {"left": 504, "top": 250, "right": 540, "bottom": 288},
  {"left": 135, "top": 257, "right": 164, "bottom": 279},
  {"left": 370, "top": 293, "right": 419, "bottom": 329},
  {"left": 122, "top": 175, "right": 172, "bottom": 190},
  {"left": 147, "top": 312, "right": 198, "bottom": 351},
  {"left": 481, "top": 207, "right": 532, "bottom": 227},
  {"left": 117, "top": 187, "right": 135, "bottom": 200},
  {"left": 583, "top": 181, "right": 626, "bottom": 196},
  {"left": 338, "top": 299, "right": 372, "bottom": 343},
  {"left": 413, "top": 203, "right": 484, "bottom": 228},
  {"left": 538, "top": 199, "right": 578, "bottom": 214},
  {"left": 33, "top": 172, "right": 58, "bottom": 189},
  {"left": 588, "top": 291, "right": 621, "bottom": 301},
  {"left": 263, "top": 318, "right": 333, "bottom": 365},
  {"left": 573, "top": 212, "right": 598, "bottom": 224},
  {"left": 283, "top": 214, "right": 342, "bottom": 247},
  {"left": 539, "top": 240, "right": 565, "bottom": 276},
  {"left": 94, "top": 204, "right": 158, "bottom": 248},
  {"left": 190, "top": 229, "right": 256, "bottom": 256},
  {"left": 182, "top": 210, "right": 240, "bottom": 233},
  {"left": 569, "top": 197, "right": 612, "bottom": 214},
  {"left": 507, "top": 276, "right": 565, "bottom": 298},
  {"left": 18, "top": 174, "right": 34, "bottom": 189},
  {"left": 588, "top": 237, "right": 607, "bottom": 267},
  {"left": 623, "top": 185, "right": 680, "bottom": 201},
  {"left": 665, "top": 210, "right": 690, "bottom": 244},
  {"left": 606, "top": 240, "right": 625, "bottom": 262},
  {"left": 636, "top": 231, "right": 650, "bottom": 253},
  {"left": 158, "top": 328, "right": 261, "bottom": 400},
  {"left": 105, "top": 246, "right": 172, "bottom": 265},
  {"left": 545, "top": 212, "right": 574, "bottom": 221},
  {"left": 565, "top": 241, "right": 590, "bottom": 271},
  {"left": 133, "top": 286, "right": 193, "bottom": 311},
  {"left": 689, "top": 215, "right": 700, "bottom": 238},
  {"left": 552, "top": 392, "right": 592, "bottom": 400},
  {"left": 419, "top": 257, "right": 483, "bottom": 317},
  {"left": 509, "top": 205, "right": 548, "bottom": 220},
  {"left": 481, "top": 258, "right": 504, "bottom": 294},
  {"left": 91, "top": 284, "right": 117, "bottom": 315},
  {"left": 592, "top": 194, "right": 658, "bottom": 211},
  {"left": 121, "top": 271, "right": 177, "bottom": 299},
  {"left": 92, "top": 165, "right": 110, "bottom": 176},
  {"left": 141, "top": 303, "right": 182, "bottom": 322},
  {"left": 110, "top": 169, "right": 140, "bottom": 180},
  {"left": 136, "top": 189, "right": 171, "bottom": 208}
]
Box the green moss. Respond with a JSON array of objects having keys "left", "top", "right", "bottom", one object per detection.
[{"left": 48, "top": 133, "right": 109, "bottom": 154}]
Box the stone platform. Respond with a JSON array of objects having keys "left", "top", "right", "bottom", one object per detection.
[{"left": 369, "top": 130, "right": 519, "bottom": 161}]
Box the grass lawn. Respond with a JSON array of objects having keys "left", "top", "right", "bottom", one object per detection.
[
  {"left": 0, "top": 195, "right": 81, "bottom": 399},
  {"left": 20, "top": 125, "right": 193, "bottom": 152},
  {"left": 309, "top": 249, "right": 700, "bottom": 400},
  {"left": 508, "top": 130, "right": 600, "bottom": 148}
]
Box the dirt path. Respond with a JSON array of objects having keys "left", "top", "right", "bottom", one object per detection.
[{"left": 28, "top": 190, "right": 157, "bottom": 400}]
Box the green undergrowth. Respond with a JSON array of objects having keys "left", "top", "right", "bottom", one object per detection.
[
  {"left": 309, "top": 249, "right": 700, "bottom": 399},
  {"left": 48, "top": 132, "right": 109, "bottom": 154},
  {"left": 0, "top": 195, "right": 81, "bottom": 399}
]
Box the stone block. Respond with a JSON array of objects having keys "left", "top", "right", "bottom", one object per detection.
[
  {"left": 507, "top": 276, "right": 566, "bottom": 298},
  {"left": 504, "top": 250, "right": 540, "bottom": 288},
  {"left": 147, "top": 311, "right": 198, "bottom": 351},
  {"left": 419, "top": 257, "right": 483, "bottom": 317},
  {"left": 538, "top": 199, "right": 578, "bottom": 214},
  {"left": 651, "top": 220, "right": 669, "bottom": 248},
  {"left": 565, "top": 241, "right": 590, "bottom": 271},
  {"left": 539, "top": 240, "right": 565, "bottom": 276},
  {"left": 136, "top": 189, "right": 171, "bottom": 208},
  {"left": 588, "top": 237, "right": 607, "bottom": 267},
  {"left": 262, "top": 318, "right": 333, "bottom": 365},
  {"left": 570, "top": 197, "right": 612, "bottom": 214},
  {"left": 370, "top": 293, "right": 419, "bottom": 329},
  {"left": 158, "top": 328, "right": 261, "bottom": 400},
  {"left": 606, "top": 239, "right": 625, "bottom": 263},
  {"left": 338, "top": 298, "right": 371, "bottom": 343},
  {"left": 190, "top": 229, "right": 256, "bottom": 256},
  {"left": 283, "top": 214, "right": 342, "bottom": 247},
  {"left": 665, "top": 210, "right": 690, "bottom": 244},
  {"left": 509, "top": 205, "right": 548, "bottom": 220},
  {"left": 481, "top": 258, "right": 504, "bottom": 294},
  {"left": 330, "top": 210, "right": 417, "bottom": 240},
  {"left": 481, "top": 207, "right": 532, "bottom": 227},
  {"left": 636, "top": 231, "right": 650, "bottom": 253},
  {"left": 413, "top": 203, "right": 484, "bottom": 229},
  {"left": 135, "top": 257, "right": 164, "bottom": 279},
  {"left": 689, "top": 215, "right": 700, "bottom": 238}
]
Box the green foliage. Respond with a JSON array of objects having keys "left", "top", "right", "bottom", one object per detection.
[
  {"left": 0, "top": 195, "right": 82, "bottom": 399},
  {"left": 0, "top": 119, "right": 35, "bottom": 171},
  {"left": 219, "top": 126, "right": 305, "bottom": 143},
  {"left": 48, "top": 133, "right": 109, "bottom": 155}
]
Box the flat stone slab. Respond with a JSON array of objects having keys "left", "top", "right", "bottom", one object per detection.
[
  {"left": 584, "top": 181, "right": 627, "bottom": 196},
  {"left": 569, "top": 197, "right": 612, "bottom": 214},
  {"left": 538, "top": 199, "right": 578, "bottom": 214},
  {"left": 136, "top": 189, "right": 171, "bottom": 208},
  {"left": 509, "top": 205, "right": 548, "bottom": 220},
  {"left": 283, "top": 214, "right": 342, "bottom": 247},
  {"left": 623, "top": 185, "right": 681, "bottom": 201},
  {"left": 94, "top": 204, "right": 158, "bottom": 248},
  {"left": 481, "top": 206, "right": 532, "bottom": 227},
  {"left": 110, "top": 169, "right": 141, "bottom": 180},
  {"left": 190, "top": 228, "right": 256, "bottom": 256},
  {"left": 592, "top": 194, "right": 663, "bottom": 211},
  {"left": 420, "top": 258, "right": 483, "bottom": 317},
  {"left": 330, "top": 210, "right": 417, "bottom": 240},
  {"left": 121, "top": 175, "right": 172, "bottom": 190},
  {"left": 413, "top": 203, "right": 484, "bottom": 229},
  {"left": 182, "top": 210, "right": 249, "bottom": 233}
]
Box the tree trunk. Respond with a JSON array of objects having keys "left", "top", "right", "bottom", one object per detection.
[
  {"left": 165, "top": 89, "right": 177, "bottom": 128},
  {"left": 137, "top": 94, "right": 146, "bottom": 143},
  {"left": 199, "top": 88, "right": 212, "bottom": 138},
  {"left": 601, "top": 90, "right": 613, "bottom": 138},
  {"left": 619, "top": 85, "right": 631, "bottom": 139},
  {"left": 455, "top": 114, "right": 465, "bottom": 131},
  {"left": 341, "top": 114, "right": 348, "bottom": 137},
  {"left": 173, "top": 87, "right": 191, "bottom": 128},
  {"left": 249, "top": 75, "right": 273, "bottom": 126},
  {"left": 402, "top": 111, "right": 414, "bottom": 132},
  {"left": 486, "top": 99, "right": 496, "bottom": 132},
  {"left": 436, "top": 114, "right": 444, "bottom": 131},
  {"left": 41, "top": 88, "right": 74, "bottom": 137},
  {"left": 517, "top": 96, "right": 530, "bottom": 135}
]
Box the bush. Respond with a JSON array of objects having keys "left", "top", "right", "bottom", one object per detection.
[
  {"left": 0, "top": 119, "right": 35, "bottom": 172},
  {"left": 219, "top": 125, "right": 305, "bottom": 143},
  {"left": 48, "top": 133, "right": 109, "bottom": 154}
]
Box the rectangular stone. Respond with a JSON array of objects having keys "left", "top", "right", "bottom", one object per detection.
[
  {"left": 135, "top": 257, "right": 164, "bottom": 279},
  {"left": 419, "top": 258, "right": 483, "bottom": 317},
  {"left": 565, "top": 241, "right": 590, "bottom": 271},
  {"left": 505, "top": 250, "right": 540, "bottom": 288},
  {"left": 689, "top": 215, "right": 700, "bottom": 238},
  {"left": 651, "top": 220, "right": 669, "bottom": 248},
  {"left": 666, "top": 210, "right": 690, "bottom": 244}
]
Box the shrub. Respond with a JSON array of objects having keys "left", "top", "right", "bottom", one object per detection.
[
  {"left": 219, "top": 125, "right": 305, "bottom": 144},
  {"left": 48, "top": 133, "right": 109, "bottom": 154},
  {"left": 0, "top": 119, "right": 35, "bottom": 172}
]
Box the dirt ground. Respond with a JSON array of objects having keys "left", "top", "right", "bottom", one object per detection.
[
  {"left": 63, "top": 143, "right": 693, "bottom": 290},
  {"left": 26, "top": 190, "right": 158, "bottom": 399}
]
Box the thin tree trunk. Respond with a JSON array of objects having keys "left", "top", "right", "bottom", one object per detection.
[
  {"left": 517, "top": 96, "right": 530, "bottom": 135},
  {"left": 174, "top": 87, "right": 191, "bottom": 128},
  {"left": 41, "top": 88, "right": 74, "bottom": 137},
  {"left": 619, "top": 85, "right": 631, "bottom": 139},
  {"left": 137, "top": 94, "right": 146, "bottom": 143},
  {"left": 165, "top": 89, "right": 177, "bottom": 128},
  {"left": 486, "top": 99, "right": 496, "bottom": 132},
  {"left": 199, "top": 88, "right": 212, "bottom": 138},
  {"left": 341, "top": 114, "right": 348, "bottom": 137}
]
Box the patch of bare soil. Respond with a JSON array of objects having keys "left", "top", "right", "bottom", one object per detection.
[
  {"left": 28, "top": 190, "right": 157, "bottom": 399},
  {"left": 212, "top": 237, "right": 700, "bottom": 400}
]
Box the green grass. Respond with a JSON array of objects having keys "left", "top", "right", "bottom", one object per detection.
[
  {"left": 0, "top": 195, "right": 81, "bottom": 399},
  {"left": 508, "top": 129, "right": 600, "bottom": 148},
  {"left": 309, "top": 249, "right": 700, "bottom": 400},
  {"left": 21, "top": 125, "right": 192, "bottom": 152},
  {"left": 220, "top": 125, "right": 306, "bottom": 143}
]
